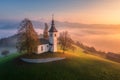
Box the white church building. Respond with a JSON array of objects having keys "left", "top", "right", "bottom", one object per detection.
[{"left": 37, "top": 16, "right": 58, "bottom": 54}]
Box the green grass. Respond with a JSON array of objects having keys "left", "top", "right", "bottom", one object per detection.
[
  {"left": 0, "top": 53, "right": 21, "bottom": 64},
  {"left": 21, "top": 52, "right": 65, "bottom": 59},
  {"left": 0, "top": 47, "right": 120, "bottom": 80}
]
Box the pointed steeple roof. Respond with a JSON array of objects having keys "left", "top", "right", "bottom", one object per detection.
[{"left": 49, "top": 14, "right": 58, "bottom": 32}]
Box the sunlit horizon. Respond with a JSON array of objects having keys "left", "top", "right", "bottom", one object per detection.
[{"left": 0, "top": 0, "right": 120, "bottom": 24}]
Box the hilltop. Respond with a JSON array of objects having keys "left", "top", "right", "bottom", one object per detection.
[{"left": 0, "top": 46, "right": 120, "bottom": 80}]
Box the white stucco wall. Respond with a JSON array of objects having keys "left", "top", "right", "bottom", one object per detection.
[
  {"left": 49, "top": 32, "right": 58, "bottom": 52},
  {"left": 37, "top": 44, "right": 49, "bottom": 54}
]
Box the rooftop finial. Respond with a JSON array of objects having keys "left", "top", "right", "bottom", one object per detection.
[
  {"left": 52, "top": 14, "right": 54, "bottom": 25},
  {"left": 49, "top": 14, "right": 58, "bottom": 32}
]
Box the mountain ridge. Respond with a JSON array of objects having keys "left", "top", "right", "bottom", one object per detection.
[{"left": 1, "top": 20, "right": 120, "bottom": 30}]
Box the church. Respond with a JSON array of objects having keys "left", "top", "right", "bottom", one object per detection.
[{"left": 37, "top": 16, "right": 58, "bottom": 54}]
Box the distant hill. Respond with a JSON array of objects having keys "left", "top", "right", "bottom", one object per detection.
[
  {"left": 1, "top": 19, "right": 120, "bottom": 39},
  {"left": 0, "top": 34, "right": 18, "bottom": 47},
  {"left": 0, "top": 20, "right": 44, "bottom": 30},
  {"left": 0, "top": 33, "right": 43, "bottom": 47},
  {"left": 0, "top": 20, "right": 20, "bottom": 30},
  {"left": 1, "top": 19, "right": 120, "bottom": 30}
]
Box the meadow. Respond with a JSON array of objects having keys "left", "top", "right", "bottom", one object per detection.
[{"left": 0, "top": 46, "right": 120, "bottom": 80}]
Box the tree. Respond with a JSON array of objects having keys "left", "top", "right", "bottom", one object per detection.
[
  {"left": 16, "top": 18, "right": 39, "bottom": 54},
  {"left": 58, "top": 31, "right": 75, "bottom": 53},
  {"left": 43, "top": 23, "right": 49, "bottom": 39},
  {"left": 1, "top": 50, "right": 9, "bottom": 56}
]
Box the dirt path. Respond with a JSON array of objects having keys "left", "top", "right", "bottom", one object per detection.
[{"left": 21, "top": 57, "right": 66, "bottom": 63}]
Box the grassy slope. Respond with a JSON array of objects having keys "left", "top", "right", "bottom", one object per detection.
[
  {"left": 0, "top": 46, "right": 120, "bottom": 80},
  {"left": 0, "top": 53, "right": 20, "bottom": 64}
]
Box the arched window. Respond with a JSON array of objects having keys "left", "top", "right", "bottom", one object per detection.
[
  {"left": 54, "top": 34, "right": 56, "bottom": 37},
  {"left": 50, "top": 34, "right": 52, "bottom": 37},
  {"left": 41, "top": 46, "right": 43, "bottom": 51}
]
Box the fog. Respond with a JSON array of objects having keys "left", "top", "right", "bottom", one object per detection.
[
  {"left": 65, "top": 28, "right": 120, "bottom": 53},
  {"left": 0, "top": 26, "right": 120, "bottom": 53},
  {"left": 0, "top": 29, "right": 17, "bottom": 39}
]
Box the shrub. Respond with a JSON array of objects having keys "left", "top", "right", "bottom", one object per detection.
[{"left": 1, "top": 50, "right": 10, "bottom": 56}]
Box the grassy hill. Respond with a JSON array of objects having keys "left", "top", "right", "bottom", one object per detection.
[{"left": 0, "top": 46, "right": 120, "bottom": 80}]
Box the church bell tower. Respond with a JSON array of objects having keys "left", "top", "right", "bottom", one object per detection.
[{"left": 49, "top": 15, "right": 58, "bottom": 52}]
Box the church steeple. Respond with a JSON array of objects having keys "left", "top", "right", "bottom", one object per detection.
[
  {"left": 49, "top": 14, "right": 58, "bottom": 32},
  {"left": 49, "top": 14, "right": 58, "bottom": 52}
]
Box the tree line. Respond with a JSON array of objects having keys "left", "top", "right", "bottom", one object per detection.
[{"left": 76, "top": 41, "right": 120, "bottom": 63}]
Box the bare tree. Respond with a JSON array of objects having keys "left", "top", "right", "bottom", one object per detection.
[
  {"left": 43, "top": 23, "right": 49, "bottom": 39},
  {"left": 16, "top": 18, "right": 39, "bottom": 54},
  {"left": 58, "top": 31, "right": 75, "bottom": 53},
  {"left": 1, "top": 50, "right": 9, "bottom": 57}
]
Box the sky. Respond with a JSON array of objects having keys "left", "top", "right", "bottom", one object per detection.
[{"left": 0, "top": 0, "right": 120, "bottom": 24}]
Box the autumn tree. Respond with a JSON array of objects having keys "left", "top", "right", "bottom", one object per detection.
[
  {"left": 58, "top": 31, "right": 76, "bottom": 53},
  {"left": 43, "top": 23, "right": 49, "bottom": 39},
  {"left": 16, "top": 18, "right": 39, "bottom": 54}
]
